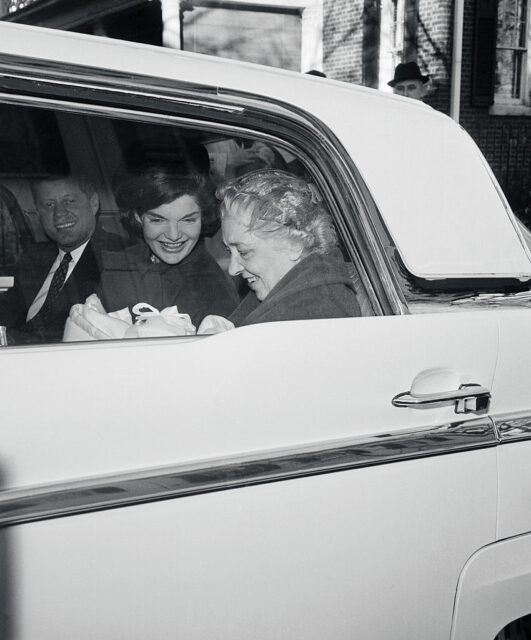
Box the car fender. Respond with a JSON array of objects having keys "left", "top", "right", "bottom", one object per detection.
[{"left": 451, "top": 533, "right": 531, "bottom": 639}]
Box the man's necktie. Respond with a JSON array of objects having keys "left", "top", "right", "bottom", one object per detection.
[{"left": 28, "top": 252, "right": 72, "bottom": 328}]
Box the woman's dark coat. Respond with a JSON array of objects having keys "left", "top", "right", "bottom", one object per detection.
[
  {"left": 229, "top": 251, "right": 361, "bottom": 327},
  {"left": 99, "top": 240, "right": 239, "bottom": 327}
]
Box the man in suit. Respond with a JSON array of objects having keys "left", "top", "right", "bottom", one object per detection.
[{"left": 0, "top": 174, "right": 124, "bottom": 344}]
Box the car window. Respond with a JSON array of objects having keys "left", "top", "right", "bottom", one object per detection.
[
  {"left": 0, "top": 98, "right": 371, "bottom": 347},
  {"left": 390, "top": 246, "right": 531, "bottom": 314},
  {"left": 0, "top": 105, "right": 69, "bottom": 271}
]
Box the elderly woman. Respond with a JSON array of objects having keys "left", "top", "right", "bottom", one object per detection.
[
  {"left": 98, "top": 165, "right": 239, "bottom": 327},
  {"left": 217, "top": 169, "right": 361, "bottom": 327}
]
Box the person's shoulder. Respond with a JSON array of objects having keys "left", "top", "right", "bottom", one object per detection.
[
  {"left": 181, "top": 243, "right": 239, "bottom": 302},
  {"left": 183, "top": 241, "right": 224, "bottom": 275},
  {"left": 304, "top": 251, "right": 358, "bottom": 284},
  {"left": 275, "top": 250, "right": 349, "bottom": 290},
  {"left": 16, "top": 240, "right": 56, "bottom": 267},
  {"left": 240, "top": 250, "right": 360, "bottom": 325},
  {"left": 194, "top": 245, "right": 238, "bottom": 289},
  {"left": 99, "top": 241, "right": 145, "bottom": 269},
  {"left": 91, "top": 227, "right": 134, "bottom": 254}
]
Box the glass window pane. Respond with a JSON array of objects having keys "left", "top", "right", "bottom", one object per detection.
[
  {"left": 0, "top": 105, "right": 68, "bottom": 176},
  {"left": 182, "top": 7, "right": 301, "bottom": 71},
  {"left": 0, "top": 96, "right": 367, "bottom": 348},
  {"left": 496, "top": 48, "right": 524, "bottom": 99},
  {"left": 498, "top": 0, "right": 526, "bottom": 47},
  {"left": 379, "top": 0, "right": 404, "bottom": 90},
  {"left": 518, "top": 0, "right": 528, "bottom": 46}
]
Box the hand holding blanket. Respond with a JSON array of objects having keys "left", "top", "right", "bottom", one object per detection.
[{"left": 63, "top": 294, "right": 196, "bottom": 342}]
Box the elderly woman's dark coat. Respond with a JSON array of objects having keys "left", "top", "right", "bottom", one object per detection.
[
  {"left": 99, "top": 240, "right": 239, "bottom": 327},
  {"left": 229, "top": 251, "right": 361, "bottom": 327}
]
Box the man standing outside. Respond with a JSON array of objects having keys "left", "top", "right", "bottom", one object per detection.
[
  {"left": 0, "top": 174, "right": 123, "bottom": 343},
  {"left": 388, "top": 61, "right": 429, "bottom": 100}
]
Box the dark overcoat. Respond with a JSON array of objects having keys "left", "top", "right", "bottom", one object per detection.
[
  {"left": 98, "top": 240, "right": 239, "bottom": 328},
  {"left": 229, "top": 251, "right": 361, "bottom": 327}
]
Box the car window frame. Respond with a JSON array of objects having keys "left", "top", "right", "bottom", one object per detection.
[{"left": 0, "top": 51, "right": 406, "bottom": 318}]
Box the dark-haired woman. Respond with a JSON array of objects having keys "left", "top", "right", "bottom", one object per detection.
[{"left": 99, "top": 166, "right": 239, "bottom": 327}]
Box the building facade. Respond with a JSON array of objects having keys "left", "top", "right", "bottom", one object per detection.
[{"left": 321, "top": 0, "right": 531, "bottom": 222}]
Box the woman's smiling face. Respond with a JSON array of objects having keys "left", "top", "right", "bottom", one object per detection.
[
  {"left": 222, "top": 209, "right": 301, "bottom": 301},
  {"left": 137, "top": 194, "right": 202, "bottom": 265}
]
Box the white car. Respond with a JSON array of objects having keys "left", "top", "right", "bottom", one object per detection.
[{"left": 1, "top": 21, "right": 531, "bottom": 640}]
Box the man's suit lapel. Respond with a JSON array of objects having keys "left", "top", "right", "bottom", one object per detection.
[
  {"left": 21, "top": 243, "right": 58, "bottom": 308},
  {"left": 58, "top": 241, "right": 100, "bottom": 309}
]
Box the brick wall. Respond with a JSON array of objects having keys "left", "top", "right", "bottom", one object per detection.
[
  {"left": 321, "top": 0, "right": 530, "bottom": 218},
  {"left": 415, "top": 0, "right": 530, "bottom": 218},
  {"left": 323, "top": 0, "right": 454, "bottom": 106},
  {"left": 323, "top": 0, "right": 364, "bottom": 83},
  {"left": 459, "top": 0, "right": 531, "bottom": 220}
]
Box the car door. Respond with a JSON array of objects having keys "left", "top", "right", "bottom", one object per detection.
[
  {"left": 450, "top": 306, "right": 531, "bottom": 640},
  {"left": 1, "top": 24, "right": 530, "bottom": 640}
]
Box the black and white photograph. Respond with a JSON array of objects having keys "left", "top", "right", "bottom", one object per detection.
[{"left": 1, "top": 1, "right": 531, "bottom": 638}]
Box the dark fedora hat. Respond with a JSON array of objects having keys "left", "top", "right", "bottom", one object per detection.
[{"left": 388, "top": 62, "right": 429, "bottom": 87}]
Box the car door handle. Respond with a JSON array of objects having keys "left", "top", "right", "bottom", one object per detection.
[{"left": 392, "top": 383, "right": 491, "bottom": 414}]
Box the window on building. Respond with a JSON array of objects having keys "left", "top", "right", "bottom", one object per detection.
[
  {"left": 495, "top": 0, "right": 531, "bottom": 105},
  {"left": 378, "top": 0, "right": 418, "bottom": 91},
  {"left": 181, "top": 5, "right": 302, "bottom": 70},
  {"left": 379, "top": 0, "right": 405, "bottom": 90},
  {"left": 161, "top": 1, "right": 322, "bottom": 74}
]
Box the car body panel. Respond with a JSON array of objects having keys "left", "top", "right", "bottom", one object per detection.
[
  {"left": 489, "top": 311, "right": 531, "bottom": 540},
  {"left": 490, "top": 310, "right": 531, "bottom": 417},
  {"left": 7, "top": 449, "right": 496, "bottom": 640},
  {"left": 1, "top": 313, "right": 499, "bottom": 490},
  {"left": 452, "top": 534, "right": 531, "bottom": 640},
  {"left": 497, "top": 440, "right": 531, "bottom": 540}
]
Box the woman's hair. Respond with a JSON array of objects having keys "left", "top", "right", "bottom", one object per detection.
[
  {"left": 216, "top": 169, "right": 337, "bottom": 255},
  {"left": 114, "top": 164, "right": 219, "bottom": 239}
]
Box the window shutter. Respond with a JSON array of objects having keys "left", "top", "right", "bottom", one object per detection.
[
  {"left": 404, "top": 0, "right": 419, "bottom": 61},
  {"left": 363, "top": 0, "right": 381, "bottom": 88},
  {"left": 472, "top": 0, "right": 497, "bottom": 106}
]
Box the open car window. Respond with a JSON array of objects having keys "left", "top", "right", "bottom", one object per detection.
[{"left": 0, "top": 96, "right": 372, "bottom": 346}]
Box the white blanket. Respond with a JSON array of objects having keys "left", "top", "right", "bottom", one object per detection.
[{"left": 63, "top": 294, "right": 197, "bottom": 342}]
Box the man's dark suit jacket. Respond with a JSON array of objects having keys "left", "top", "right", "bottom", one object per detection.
[{"left": 0, "top": 227, "right": 129, "bottom": 344}]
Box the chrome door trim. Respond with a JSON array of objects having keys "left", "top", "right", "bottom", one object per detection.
[
  {"left": 493, "top": 412, "right": 531, "bottom": 443},
  {"left": 0, "top": 418, "right": 496, "bottom": 528}
]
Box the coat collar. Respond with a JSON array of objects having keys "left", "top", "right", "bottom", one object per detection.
[{"left": 102, "top": 239, "right": 208, "bottom": 279}]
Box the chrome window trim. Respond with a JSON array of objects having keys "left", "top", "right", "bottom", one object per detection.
[
  {"left": 0, "top": 52, "right": 405, "bottom": 316},
  {"left": 0, "top": 71, "right": 245, "bottom": 114},
  {"left": 0, "top": 418, "right": 496, "bottom": 528},
  {"left": 0, "top": 91, "right": 279, "bottom": 148},
  {"left": 493, "top": 412, "right": 531, "bottom": 443}
]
